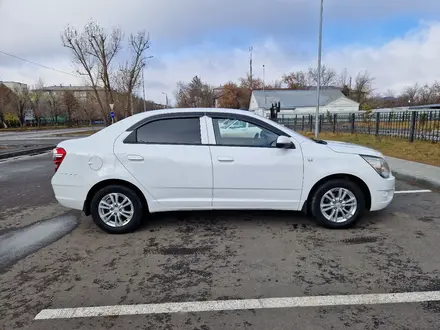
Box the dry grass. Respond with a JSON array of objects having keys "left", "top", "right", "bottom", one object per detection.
[
  {"left": 303, "top": 132, "right": 440, "bottom": 167},
  {"left": 354, "top": 121, "right": 440, "bottom": 130}
]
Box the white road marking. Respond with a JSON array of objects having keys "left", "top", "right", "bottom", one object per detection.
[
  {"left": 35, "top": 291, "right": 440, "bottom": 320},
  {"left": 395, "top": 190, "right": 431, "bottom": 194}
]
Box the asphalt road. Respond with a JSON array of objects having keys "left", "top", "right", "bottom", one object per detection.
[
  {"left": 0, "top": 127, "right": 100, "bottom": 147},
  {"left": 1, "top": 153, "right": 440, "bottom": 329},
  {"left": 0, "top": 153, "right": 56, "bottom": 219}
]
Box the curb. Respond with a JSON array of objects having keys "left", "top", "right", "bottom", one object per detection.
[
  {"left": 0, "top": 145, "right": 55, "bottom": 160},
  {"left": 392, "top": 171, "right": 440, "bottom": 192}
]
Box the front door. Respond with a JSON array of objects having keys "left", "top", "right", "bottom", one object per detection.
[
  {"left": 114, "top": 115, "right": 213, "bottom": 209},
  {"left": 207, "top": 115, "right": 304, "bottom": 210}
]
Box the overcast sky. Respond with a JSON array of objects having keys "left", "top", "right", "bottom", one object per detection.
[{"left": 1, "top": 0, "right": 440, "bottom": 105}]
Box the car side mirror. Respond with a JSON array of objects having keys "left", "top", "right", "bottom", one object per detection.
[{"left": 276, "top": 135, "right": 294, "bottom": 149}]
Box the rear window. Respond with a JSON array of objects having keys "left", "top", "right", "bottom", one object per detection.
[{"left": 136, "top": 117, "right": 201, "bottom": 145}]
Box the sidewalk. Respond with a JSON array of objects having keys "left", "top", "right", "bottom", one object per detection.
[{"left": 386, "top": 156, "right": 440, "bottom": 191}]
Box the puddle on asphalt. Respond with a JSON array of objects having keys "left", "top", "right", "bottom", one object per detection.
[{"left": 0, "top": 213, "right": 79, "bottom": 270}]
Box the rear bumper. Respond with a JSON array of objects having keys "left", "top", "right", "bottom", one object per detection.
[
  {"left": 52, "top": 184, "right": 86, "bottom": 211},
  {"left": 51, "top": 171, "right": 88, "bottom": 211},
  {"left": 369, "top": 175, "right": 395, "bottom": 211}
]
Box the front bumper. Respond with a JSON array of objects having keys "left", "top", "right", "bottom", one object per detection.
[{"left": 369, "top": 174, "right": 396, "bottom": 211}]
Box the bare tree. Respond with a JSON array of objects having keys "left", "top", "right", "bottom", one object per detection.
[
  {"left": 239, "top": 73, "right": 264, "bottom": 90},
  {"left": 12, "top": 87, "right": 30, "bottom": 127},
  {"left": 175, "top": 76, "right": 216, "bottom": 108},
  {"left": 62, "top": 20, "right": 122, "bottom": 124},
  {"left": 62, "top": 91, "right": 79, "bottom": 126},
  {"left": 266, "top": 80, "right": 283, "bottom": 89},
  {"left": 336, "top": 68, "right": 349, "bottom": 87},
  {"left": 77, "top": 93, "right": 99, "bottom": 125},
  {"left": 353, "top": 70, "right": 375, "bottom": 104},
  {"left": 431, "top": 82, "right": 440, "bottom": 103},
  {"left": 114, "top": 31, "right": 151, "bottom": 117},
  {"left": 47, "top": 91, "right": 62, "bottom": 125},
  {"left": 29, "top": 78, "right": 45, "bottom": 126},
  {"left": 0, "top": 83, "right": 16, "bottom": 128},
  {"left": 282, "top": 71, "right": 309, "bottom": 89},
  {"left": 402, "top": 84, "right": 419, "bottom": 105},
  {"left": 308, "top": 65, "right": 337, "bottom": 86},
  {"left": 384, "top": 89, "right": 396, "bottom": 98}
]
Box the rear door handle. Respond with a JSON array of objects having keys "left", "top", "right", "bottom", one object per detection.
[
  {"left": 127, "top": 154, "right": 144, "bottom": 161},
  {"left": 217, "top": 156, "right": 234, "bottom": 162}
]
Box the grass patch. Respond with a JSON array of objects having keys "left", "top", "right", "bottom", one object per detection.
[{"left": 302, "top": 132, "right": 440, "bottom": 167}]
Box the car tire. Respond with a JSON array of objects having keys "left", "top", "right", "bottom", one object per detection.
[
  {"left": 90, "top": 185, "right": 144, "bottom": 234},
  {"left": 310, "top": 179, "right": 365, "bottom": 229}
]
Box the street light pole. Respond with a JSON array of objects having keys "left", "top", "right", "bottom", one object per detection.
[
  {"left": 315, "top": 0, "right": 324, "bottom": 138},
  {"left": 142, "top": 65, "right": 146, "bottom": 112},
  {"left": 162, "top": 92, "right": 168, "bottom": 108}
]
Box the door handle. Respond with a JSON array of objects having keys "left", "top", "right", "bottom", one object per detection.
[
  {"left": 127, "top": 154, "right": 144, "bottom": 161},
  {"left": 217, "top": 156, "right": 234, "bottom": 162}
]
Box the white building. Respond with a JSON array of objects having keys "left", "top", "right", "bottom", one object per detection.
[{"left": 249, "top": 89, "right": 360, "bottom": 118}]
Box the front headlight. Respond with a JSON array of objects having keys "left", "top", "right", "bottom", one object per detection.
[{"left": 361, "top": 155, "right": 391, "bottom": 178}]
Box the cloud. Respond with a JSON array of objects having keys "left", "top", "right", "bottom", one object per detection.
[
  {"left": 323, "top": 21, "right": 440, "bottom": 92},
  {"left": 1, "top": 0, "right": 440, "bottom": 104}
]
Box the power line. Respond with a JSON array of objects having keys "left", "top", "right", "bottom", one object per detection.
[{"left": 0, "top": 50, "right": 79, "bottom": 78}]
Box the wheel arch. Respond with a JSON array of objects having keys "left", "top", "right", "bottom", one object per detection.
[
  {"left": 304, "top": 174, "right": 372, "bottom": 213},
  {"left": 83, "top": 179, "right": 149, "bottom": 216}
]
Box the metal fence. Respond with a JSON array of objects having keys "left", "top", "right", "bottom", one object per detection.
[{"left": 276, "top": 110, "right": 440, "bottom": 143}]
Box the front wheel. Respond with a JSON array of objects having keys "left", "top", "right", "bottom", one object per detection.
[
  {"left": 90, "top": 185, "right": 143, "bottom": 234},
  {"left": 311, "top": 179, "right": 365, "bottom": 229}
]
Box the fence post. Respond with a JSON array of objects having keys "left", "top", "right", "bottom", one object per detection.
[
  {"left": 409, "top": 111, "right": 417, "bottom": 142},
  {"left": 301, "top": 116, "right": 305, "bottom": 131},
  {"left": 351, "top": 114, "right": 355, "bottom": 134},
  {"left": 333, "top": 114, "right": 337, "bottom": 133},
  {"left": 309, "top": 114, "right": 313, "bottom": 131},
  {"left": 375, "top": 112, "right": 380, "bottom": 136},
  {"left": 319, "top": 115, "right": 323, "bottom": 132}
]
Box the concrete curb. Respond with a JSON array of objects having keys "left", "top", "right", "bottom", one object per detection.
[
  {"left": 392, "top": 171, "right": 440, "bottom": 192},
  {"left": 0, "top": 145, "right": 55, "bottom": 160},
  {"left": 386, "top": 156, "right": 440, "bottom": 192}
]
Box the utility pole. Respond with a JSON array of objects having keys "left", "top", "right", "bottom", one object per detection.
[
  {"left": 249, "top": 46, "right": 253, "bottom": 90},
  {"left": 263, "top": 64, "right": 267, "bottom": 107},
  {"left": 349, "top": 76, "right": 352, "bottom": 99},
  {"left": 314, "top": 0, "right": 324, "bottom": 138},
  {"left": 142, "top": 66, "right": 146, "bottom": 112},
  {"left": 162, "top": 92, "right": 168, "bottom": 108}
]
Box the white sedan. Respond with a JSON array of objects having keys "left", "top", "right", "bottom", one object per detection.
[{"left": 51, "top": 108, "right": 395, "bottom": 234}]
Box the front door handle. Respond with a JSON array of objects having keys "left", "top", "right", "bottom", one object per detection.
[
  {"left": 127, "top": 154, "right": 144, "bottom": 161},
  {"left": 217, "top": 156, "right": 234, "bottom": 163}
]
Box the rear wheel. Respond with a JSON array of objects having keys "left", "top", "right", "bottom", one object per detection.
[
  {"left": 90, "top": 185, "right": 143, "bottom": 234},
  {"left": 311, "top": 179, "right": 365, "bottom": 229}
]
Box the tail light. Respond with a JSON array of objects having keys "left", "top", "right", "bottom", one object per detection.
[{"left": 53, "top": 147, "right": 67, "bottom": 171}]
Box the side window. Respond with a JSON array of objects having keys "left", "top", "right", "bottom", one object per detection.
[
  {"left": 212, "top": 118, "right": 280, "bottom": 147},
  {"left": 136, "top": 117, "right": 201, "bottom": 145}
]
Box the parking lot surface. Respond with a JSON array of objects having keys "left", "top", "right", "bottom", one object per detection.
[{"left": 1, "top": 153, "right": 440, "bottom": 329}]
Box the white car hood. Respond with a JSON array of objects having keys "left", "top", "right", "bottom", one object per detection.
[{"left": 325, "top": 140, "right": 383, "bottom": 157}]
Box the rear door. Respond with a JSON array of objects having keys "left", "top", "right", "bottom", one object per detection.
[{"left": 114, "top": 114, "right": 213, "bottom": 209}]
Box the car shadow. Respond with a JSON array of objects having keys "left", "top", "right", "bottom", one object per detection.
[{"left": 140, "top": 210, "right": 314, "bottom": 233}]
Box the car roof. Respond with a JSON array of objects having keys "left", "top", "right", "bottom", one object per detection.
[{"left": 91, "top": 107, "right": 310, "bottom": 143}]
